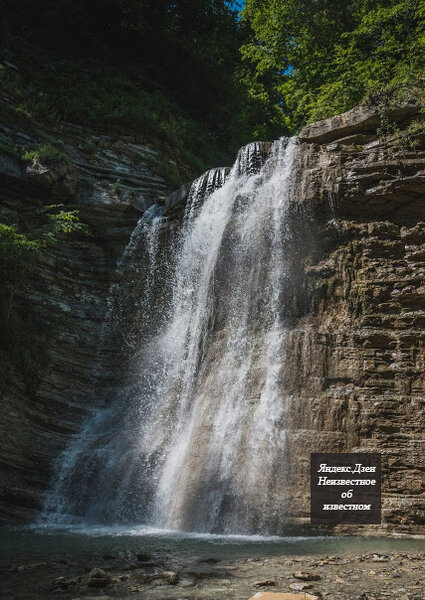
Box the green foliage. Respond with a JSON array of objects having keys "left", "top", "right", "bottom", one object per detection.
[
  {"left": 0, "top": 225, "right": 41, "bottom": 321},
  {"left": 366, "top": 83, "right": 425, "bottom": 150},
  {"left": 111, "top": 179, "right": 122, "bottom": 194},
  {"left": 2, "top": 0, "right": 424, "bottom": 149},
  {"left": 242, "top": 0, "right": 425, "bottom": 132},
  {"left": 0, "top": 43, "right": 236, "bottom": 173},
  {"left": 0, "top": 203, "right": 89, "bottom": 392},
  {"left": 396, "top": 120, "right": 425, "bottom": 150},
  {"left": 1, "top": 1, "right": 278, "bottom": 168},
  {"left": 21, "top": 143, "right": 67, "bottom": 162},
  {"left": 0, "top": 204, "right": 88, "bottom": 318}
]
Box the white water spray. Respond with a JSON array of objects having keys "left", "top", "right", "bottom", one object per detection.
[{"left": 42, "top": 137, "right": 298, "bottom": 534}]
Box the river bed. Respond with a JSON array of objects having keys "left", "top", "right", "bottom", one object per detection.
[{"left": 1, "top": 528, "right": 424, "bottom": 600}]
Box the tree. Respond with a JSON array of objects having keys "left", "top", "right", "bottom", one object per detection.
[
  {"left": 2, "top": 0, "right": 269, "bottom": 157},
  {"left": 241, "top": 0, "right": 425, "bottom": 131}
]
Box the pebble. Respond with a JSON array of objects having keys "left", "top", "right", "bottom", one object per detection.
[
  {"left": 179, "top": 577, "right": 196, "bottom": 587},
  {"left": 152, "top": 577, "right": 168, "bottom": 586},
  {"left": 253, "top": 579, "right": 277, "bottom": 587},
  {"left": 81, "top": 567, "right": 119, "bottom": 588},
  {"left": 136, "top": 552, "right": 152, "bottom": 562},
  {"left": 131, "top": 572, "right": 147, "bottom": 583},
  {"left": 163, "top": 570, "right": 179, "bottom": 584},
  {"left": 293, "top": 571, "right": 322, "bottom": 581},
  {"left": 249, "top": 593, "right": 319, "bottom": 600},
  {"left": 290, "top": 582, "right": 314, "bottom": 591}
]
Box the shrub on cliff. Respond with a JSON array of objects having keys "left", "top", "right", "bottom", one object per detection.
[{"left": 0, "top": 206, "right": 89, "bottom": 394}]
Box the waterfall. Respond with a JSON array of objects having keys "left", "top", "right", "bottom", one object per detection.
[
  {"left": 185, "top": 167, "right": 230, "bottom": 218},
  {"left": 41, "top": 136, "right": 298, "bottom": 535}
]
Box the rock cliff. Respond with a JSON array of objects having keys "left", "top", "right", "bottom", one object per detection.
[
  {"left": 0, "top": 92, "right": 171, "bottom": 521},
  {"left": 283, "top": 103, "right": 425, "bottom": 534},
  {"left": 1, "top": 96, "right": 424, "bottom": 533}
]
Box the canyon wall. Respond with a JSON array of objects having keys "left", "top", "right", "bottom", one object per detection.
[
  {"left": 0, "top": 93, "right": 170, "bottom": 521},
  {"left": 0, "top": 96, "right": 424, "bottom": 533},
  {"left": 283, "top": 104, "right": 425, "bottom": 534}
]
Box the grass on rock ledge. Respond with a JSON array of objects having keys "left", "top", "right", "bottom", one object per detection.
[{"left": 0, "top": 40, "right": 230, "bottom": 182}]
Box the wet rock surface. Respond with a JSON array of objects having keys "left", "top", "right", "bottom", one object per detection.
[
  {"left": 1, "top": 550, "right": 424, "bottom": 600},
  {"left": 279, "top": 104, "right": 425, "bottom": 535},
  {"left": 0, "top": 95, "right": 172, "bottom": 523}
]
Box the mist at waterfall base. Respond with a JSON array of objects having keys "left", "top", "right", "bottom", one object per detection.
[
  {"left": 40, "top": 137, "right": 300, "bottom": 537},
  {"left": 6, "top": 527, "right": 425, "bottom": 563}
]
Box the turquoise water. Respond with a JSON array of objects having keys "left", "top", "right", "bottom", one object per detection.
[{"left": 1, "top": 526, "right": 423, "bottom": 562}]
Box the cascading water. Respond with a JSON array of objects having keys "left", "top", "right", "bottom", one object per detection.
[
  {"left": 41, "top": 136, "right": 298, "bottom": 535},
  {"left": 185, "top": 166, "right": 230, "bottom": 217}
]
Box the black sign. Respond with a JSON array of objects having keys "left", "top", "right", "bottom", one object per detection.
[{"left": 311, "top": 453, "right": 381, "bottom": 524}]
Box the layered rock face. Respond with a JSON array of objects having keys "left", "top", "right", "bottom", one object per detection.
[
  {"left": 0, "top": 94, "right": 171, "bottom": 522},
  {"left": 283, "top": 104, "right": 425, "bottom": 534},
  {"left": 1, "top": 96, "right": 424, "bottom": 534}
]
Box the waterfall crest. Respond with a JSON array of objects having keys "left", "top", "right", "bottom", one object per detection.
[{"left": 42, "top": 137, "right": 298, "bottom": 535}]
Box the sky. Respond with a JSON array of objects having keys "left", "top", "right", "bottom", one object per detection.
[{"left": 226, "top": 1, "right": 245, "bottom": 11}]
